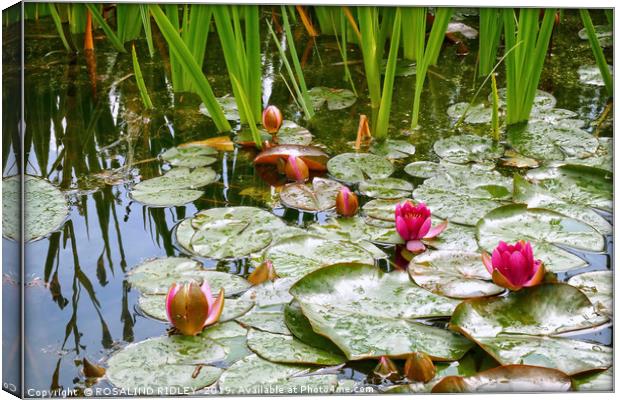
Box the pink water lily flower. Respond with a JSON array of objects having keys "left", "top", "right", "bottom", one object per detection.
[
  {"left": 482, "top": 240, "right": 545, "bottom": 291},
  {"left": 395, "top": 200, "right": 448, "bottom": 253},
  {"left": 165, "top": 281, "right": 224, "bottom": 336}
]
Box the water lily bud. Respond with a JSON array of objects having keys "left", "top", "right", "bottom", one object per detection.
[
  {"left": 284, "top": 155, "right": 309, "bottom": 183},
  {"left": 372, "top": 356, "right": 400, "bottom": 382},
  {"left": 248, "top": 260, "right": 278, "bottom": 285},
  {"left": 83, "top": 358, "right": 105, "bottom": 378},
  {"left": 404, "top": 352, "right": 436, "bottom": 383},
  {"left": 262, "top": 105, "right": 283, "bottom": 134},
  {"left": 482, "top": 240, "right": 545, "bottom": 291},
  {"left": 335, "top": 187, "right": 358, "bottom": 217},
  {"left": 165, "top": 281, "right": 225, "bottom": 336},
  {"left": 395, "top": 200, "right": 448, "bottom": 254}
]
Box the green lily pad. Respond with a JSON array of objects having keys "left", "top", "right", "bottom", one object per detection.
[
  {"left": 404, "top": 161, "right": 495, "bottom": 180},
  {"left": 493, "top": 88, "right": 556, "bottom": 111},
  {"left": 308, "top": 216, "right": 401, "bottom": 245},
  {"left": 578, "top": 25, "right": 612, "bottom": 48},
  {"left": 200, "top": 321, "right": 251, "bottom": 366},
  {"left": 106, "top": 334, "right": 225, "bottom": 391},
  {"left": 236, "top": 309, "right": 290, "bottom": 335},
  {"left": 507, "top": 122, "right": 598, "bottom": 162},
  {"left": 130, "top": 167, "right": 217, "bottom": 207},
  {"left": 284, "top": 302, "right": 344, "bottom": 354},
  {"left": 358, "top": 178, "right": 413, "bottom": 199},
  {"left": 369, "top": 139, "right": 416, "bottom": 159},
  {"left": 500, "top": 149, "right": 540, "bottom": 169},
  {"left": 409, "top": 251, "right": 503, "bottom": 299},
  {"left": 127, "top": 257, "right": 250, "bottom": 295},
  {"left": 446, "top": 103, "right": 492, "bottom": 124},
  {"left": 451, "top": 283, "right": 608, "bottom": 338},
  {"left": 279, "top": 177, "right": 343, "bottom": 212},
  {"left": 218, "top": 354, "right": 339, "bottom": 394},
  {"left": 308, "top": 87, "right": 357, "bottom": 110},
  {"left": 578, "top": 64, "right": 613, "bottom": 86},
  {"left": 513, "top": 174, "right": 611, "bottom": 235},
  {"left": 433, "top": 134, "right": 503, "bottom": 164},
  {"left": 476, "top": 204, "right": 605, "bottom": 272},
  {"left": 564, "top": 137, "right": 612, "bottom": 172},
  {"left": 471, "top": 334, "right": 612, "bottom": 376},
  {"left": 525, "top": 164, "right": 612, "bottom": 212},
  {"left": 160, "top": 145, "right": 217, "bottom": 168},
  {"left": 247, "top": 329, "right": 346, "bottom": 365},
  {"left": 422, "top": 220, "right": 479, "bottom": 253},
  {"left": 572, "top": 367, "right": 613, "bottom": 391},
  {"left": 238, "top": 277, "right": 296, "bottom": 308},
  {"left": 3, "top": 175, "right": 68, "bottom": 242},
  {"left": 567, "top": 271, "right": 612, "bottom": 317},
  {"left": 432, "top": 365, "right": 571, "bottom": 392},
  {"left": 362, "top": 198, "right": 404, "bottom": 221},
  {"left": 263, "top": 235, "right": 375, "bottom": 279},
  {"left": 199, "top": 95, "right": 239, "bottom": 120},
  {"left": 138, "top": 294, "right": 254, "bottom": 322},
  {"left": 290, "top": 264, "right": 471, "bottom": 360},
  {"left": 176, "top": 207, "right": 286, "bottom": 259},
  {"left": 327, "top": 153, "right": 394, "bottom": 183}
]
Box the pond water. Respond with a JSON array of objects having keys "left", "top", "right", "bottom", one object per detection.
[{"left": 2, "top": 8, "right": 613, "bottom": 394}]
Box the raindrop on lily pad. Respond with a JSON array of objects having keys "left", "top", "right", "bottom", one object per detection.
[
  {"left": 236, "top": 308, "right": 290, "bottom": 335},
  {"left": 308, "top": 87, "right": 357, "bottom": 110},
  {"left": 130, "top": 167, "right": 217, "bottom": 207},
  {"left": 446, "top": 103, "right": 492, "bottom": 125},
  {"left": 369, "top": 139, "right": 416, "bottom": 159},
  {"left": 3, "top": 175, "right": 68, "bottom": 242},
  {"left": 279, "top": 177, "right": 343, "bottom": 212},
  {"left": 284, "top": 302, "right": 344, "bottom": 354},
  {"left": 567, "top": 271, "right": 612, "bottom": 317},
  {"left": 358, "top": 178, "right": 413, "bottom": 199},
  {"left": 327, "top": 153, "right": 394, "bottom": 183},
  {"left": 433, "top": 134, "right": 503, "bottom": 165}
]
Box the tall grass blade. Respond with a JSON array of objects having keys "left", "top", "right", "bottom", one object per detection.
[
  {"left": 491, "top": 73, "right": 500, "bottom": 141},
  {"left": 48, "top": 3, "right": 72, "bottom": 52},
  {"left": 117, "top": 4, "right": 142, "bottom": 43},
  {"left": 401, "top": 7, "right": 426, "bottom": 61},
  {"left": 579, "top": 9, "right": 613, "bottom": 97},
  {"left": 85, "top": 4, "right": 126, "bottom": 53},
  {"left": 375, "top": 9, "right": 401, "bottom": 140},
  {"left": 139, "top": 5, "right": 155, "bottom": 57},
  {"left": 478, "top": 8, "right": 503, "bottom": 76},
  {"left": 132, "top": 45, "right": 153, "bottom": 109},
  {"left": 149, "top": 4, "right": 231, "bottom": 132}
]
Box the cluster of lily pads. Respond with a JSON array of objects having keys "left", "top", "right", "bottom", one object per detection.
[{"left": 94, "top": 83, "right": 615, "bottom": 394}]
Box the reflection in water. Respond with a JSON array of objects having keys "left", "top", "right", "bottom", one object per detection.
[{"left": 3, "top": 10, "right": 613, "bottom": 393}]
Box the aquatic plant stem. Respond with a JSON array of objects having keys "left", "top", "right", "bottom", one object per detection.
[{"left": 579, "top": 9, "right": 613, "bottom": 97}]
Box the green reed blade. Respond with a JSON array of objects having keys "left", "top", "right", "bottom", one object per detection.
[
  {"left": 245, "top": 5, "right": 262, "bottom": 120},
  {"left": 163, "top": 4, "right": 183, "bottom": 91},
  {"left": 68, "top": 3, "right": 87, "bottom": 34},
  {"left": 132, "top": 45, "right": 153, "bottom": 109},
  {"left": 401, "top": 7, "right": 426, "bottom": 61},
  {"left": 117, "top": 4, "right": 142, "bottom": 43},
  {"left": 85, "top": 4, "right": 126, "bottom": 52},
  {"left": 48, "top": 3, "right": 72, "bottom": 52},
  {"left": 150, "top": 4, "right": 231, "bottom": 132},
  {"left": 478, "top": 8, "right": 503, "bottom": 76},
  {"left": 357, "top": 7, "right": 381, "bottom": 114},
  {"left": 375, "top": 9, "right": 401, "bottom": 140},
  {"left": 182, "top": 5, "right": 212, "bottom": 92},
  {"left": 580, "top": 9, "right": 613, "bottom": 97},
  {"left": 491, "top": 73, "right": 500, "bottom": 141},
  {"left": 139, "top": 5, "right": 155, "bottom": 57},
  {"left": 330, "top": 11, "right": 357, "bottom": 95},
  {"left": 230, "top": 74, "right": 262, "bottom": 150}
]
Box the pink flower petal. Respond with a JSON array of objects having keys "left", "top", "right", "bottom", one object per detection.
[
  {"left": 509, "top": 251, "right": 528, "bottom": 285},
  {"left": 417, "top": 217, "right": 432, "bottom": 238},
  {"left": 200, "top": 281, "right": 214, "bottom": 309},
  {"left": 395, "top": 216, "right": 411, "bottom": 240},
  {"left": 491, "top": 249, "right": 503, "bottom": 269},
  {"left": 165, "top": 284, "right": 180, "bottom": 323},
  {"left": 204, "top": 289, "right": 225, "bottom": 327},
  {"left": 424, "top": 219, "right": 448, "bottom": 239},
  {"left": 406, "top": 240, "right": 426, "bottom": 253},
  {"left": 481, "top": 252, "right": 494, "bottom": 275}
]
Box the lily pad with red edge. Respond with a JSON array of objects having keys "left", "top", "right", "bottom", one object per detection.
[
  {"left": 307, "top": 87, "right": 357, "bottom": 110},
  {"left": 432, "top": 365, "right": 571, "bottom": 393},
  {"left": 449, "top": 283, "right": 609, "bottom": 338},
  {"left": 476, "top": 204, "right": 605, "bottom": 272},
  {"left": 253, "top": 144, "right": 329, "bottom": 171},
  {"left": 409, "top": 251, "right": 504, "bottom": 299},
  {"left": 327, "top": 153, "right": 394, "bottom": 183},
  {"left": 289, "top": 263, "right": 471, "bottom": 360},
  {"left": 567, "top": 271, "right": 612, "bottom": 317},
  {"left": 279, "top": 177, "right": 343, "bottom": 212}
]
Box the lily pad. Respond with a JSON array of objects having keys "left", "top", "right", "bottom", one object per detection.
[
  {"left": 263, "top": 235, "right": 375, "bottom": 279},
  {"left": 564, "top": 137, "right": 612, "bottom": 171},
  {"left": 236, "top": 309, "right": 289, "bottom": 335},
  {"left": 500, "top": 149, "right": 540, "bottom": 169},
  {"left": 160, "top": 145, "right": 217, "bottom": 168},
  {"left": 308, "top": 86, "right": 357, "bottom": 110},
  {"left": 578, "top": 64, "right": 613, "bottom": 86},
  {"left": 138, "top": 294, "right": 254, "bottom": 322},
  {"left": 507, "top": 122, "right": 598, "bottom": 162},
  {"left": 422, "top": 220, "right": 479, "bottom": 253},
  {"left": 446, "top": 103, "right": 492, "bottom": 124},
  {"left": 409, "top": 251, "right": 503, "bottom": 298},
  {"left": 513, "top": 174, "right": 612, "bottom": 235},
  {"left": 284, "top": 302, "right": 344, "bottom": 354},
  {"left": 127, "top": 257, "right": 250, "bottom": 295},
  {"left": 308, "top": 216, "right": 401, "bottom": 245},
  {"left": 290, "top": 264, "right": 472, "bottom": 360},
  {"left": 238, "top": 277, "right": 297, "bottom": 308},
  {"left": 175, "top": 207, "right": 286, "bottom": 259},
  {"left": 572, "top": 367, "right": 613, "bottom": 391},
  {"left": 404, "top": 161, "right": 495, "bottom": 179},
  {"left": 327, "top": 153, "right": 394, "bottom": 183},
  {"left": 476, "top": 204, "right": 605, "bottom": 272},
  {"left": 236, "top": 120, "right": 313, "bottom": 146},
  {"left": 199, "top": 95, "right": 239, "bottom": 120},
  {"left": 279, "top": 177, "right": 343, "bottom": 212},
  {"left": 567, "top": 271, "right": 612, "bottom": 317},
  {"left": 357, "top": 178, "right": 413, "bottom": 199},
  {"left": 3, "top": 175, "right": 68, "bottom": 242},
  {"left": 432, "top": 365, "right": 571, "bottom": 393},
  {"left": 450, "top": 283, "right": 609, "bottom": 338},
  {"left": 525, "top": 164, "right": 612, "bottom": 212},
  {"left": 247, "top": 329, "right": 346, "bottom": 365},
  {"left": 578, "top": 25, "right": 612, "bottom": 48},
  {"left": 106, "top": 334, "right": 226, "bottom": 391},
  {"left": 369, "top": 139, "right": 416, "bottom": 159},
  {"left": 218, "top": 354, "right": 338, "bottom": 394},
  {"left": 470, "top": 334, "right": 612, "bottom": 376},
  {"left": 362, "top": 198, "right": 404, "bottom": 221},
  {"left": 493, "top": 88, "right": 556, "bottom": 111},
  {"left": 130, "top": 167, "right": 217, "bottom": 207},
  {"left": 433, "top": 134, "right": 503, "bottom": 164}
]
